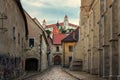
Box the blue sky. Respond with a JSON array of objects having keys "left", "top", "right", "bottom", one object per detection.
[{"left": 21, "top": 0, "right": 80, "bottom": 25}]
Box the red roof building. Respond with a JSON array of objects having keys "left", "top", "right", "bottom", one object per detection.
[{"left": 53, "top": 33, "right": 67, "bottom": 45}]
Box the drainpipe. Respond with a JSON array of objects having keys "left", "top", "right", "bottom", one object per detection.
[{"left": 63, "top": 42, "right": 65, "bottom": 67}]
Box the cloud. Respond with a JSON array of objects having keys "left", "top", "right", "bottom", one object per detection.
[
  {"left": 21, "top": 0, "right": 80, "bottom": 8},
  {"left": 21, "top": 0, "right": 50, "bottom": 8},
  {"left": 21, "top": 0, "right": 80, "bottom": 25}
]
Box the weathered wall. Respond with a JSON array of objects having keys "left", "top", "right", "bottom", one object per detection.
[{"left": 0, "top": 0, "right": 28, "bottom": 79}]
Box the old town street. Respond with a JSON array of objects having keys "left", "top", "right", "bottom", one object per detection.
[{"left": 24, "top": 66, "right": 78, "bottom": 80}]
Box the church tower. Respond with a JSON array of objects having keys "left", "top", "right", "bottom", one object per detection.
[
  {"left": 42, "top": 19, "right": 46, "bottom": 28},
  {"left": 64, "top": 15, "right": 69, "bottom": 29}
]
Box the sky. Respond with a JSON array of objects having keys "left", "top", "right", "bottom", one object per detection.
[{"left": 21, "top": 0, "right": 80, "bottom": 25}]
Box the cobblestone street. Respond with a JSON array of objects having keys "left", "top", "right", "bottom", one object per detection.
[{"left": 24, "top": 66, "right": 78, "bottom": 80}]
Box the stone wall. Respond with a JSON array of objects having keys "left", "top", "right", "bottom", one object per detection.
[
  {"left": 0, "top": 0, "right": 28, "bottom": 79},
  {"left": 76, "top": 0, "right": 120, "bottom": 80}
]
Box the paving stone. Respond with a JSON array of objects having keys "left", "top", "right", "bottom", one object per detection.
[
  {"left": 25, "top": 66, "right": 77, "bottom": 80},
  {"left": 63, "top": 68, "right": 107, "bottom": 80}
]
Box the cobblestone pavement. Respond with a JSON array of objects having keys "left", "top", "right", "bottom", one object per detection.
[
  {"left": 63, "top": 68, "right": 107, "bottom": 80},
  {"left": 25, "top": 66, "right": 78, "bottom": 80}
]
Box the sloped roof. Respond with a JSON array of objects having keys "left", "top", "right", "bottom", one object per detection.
[
  {"left": 53, "top": 33, "right": 67, "bottom": 45},
  {"left": 15, "top": 0, "right": 28, "bottom": 39},
  {"left": 62, "top": 27, "right": 79, "bottom": 42},
  {"left": 32, "top": 18, "right": 49, "bottom": 45},
  {"left": 24, "top": 11, "right": 40, "bottom": 37}
]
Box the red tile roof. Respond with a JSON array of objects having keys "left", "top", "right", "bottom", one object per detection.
[
  {"left": 45, "top": 22, "right": 78, "bottom": 28},
  {"left": 53, "top": 33, "right": 67, "bottom": 45}
]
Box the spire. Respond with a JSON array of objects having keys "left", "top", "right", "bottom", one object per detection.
[
  {"left": 43, "top": 19, "right": 46, "bottom": 24},
  {"left": 64, "top": 15, "right": 68, "bottom": 18},
  {"left": 42, "top": 19, "right": 46, "bottom": 28}
]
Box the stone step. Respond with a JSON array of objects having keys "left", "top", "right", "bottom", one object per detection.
[{"left": 69, "top": 60, "right": 83, "bottom": 71}]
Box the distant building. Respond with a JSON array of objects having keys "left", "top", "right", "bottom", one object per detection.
[
  {"left": 42, "top": 15, "right": 78, "bottom": 38},
  {"left": 43, "top": 15, "right": 79, "bottom": 66},
  {"left": 52, "top": 33, "right": 67, "bottom": 65}
]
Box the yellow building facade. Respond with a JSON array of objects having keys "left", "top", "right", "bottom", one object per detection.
[
  {"left": 62, "top": 28, "right": 79, "bottom": 67},
  {"left": 62, "top": 42, "right": 76, "bottom": 67}
]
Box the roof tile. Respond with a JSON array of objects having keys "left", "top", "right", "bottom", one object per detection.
[{"left": 53, "top": 33, "right": 67, "bottom": 45}]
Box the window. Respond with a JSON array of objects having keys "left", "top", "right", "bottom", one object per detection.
[
  {"left": 18, "top": 33, "right": 20, "bottom": 44},
  {"left": 29, "top": 38, "right": 34, "bottom": 48},
  {"left": 21, "top": 38, "right": 24, "bottom": 49},
  {"left": 69, "top": 46, "right": 73, "bottom": 52},
  {"left": 13, "top": 27, "right": 15, "bottom": 40},
  {"left": 56, "top": 46, "right": 59, "bottom": 52}
]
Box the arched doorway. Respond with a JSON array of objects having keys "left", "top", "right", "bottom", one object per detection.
[
  {"left": 25, "top": 58, "right": 38, "bottom": 71},
  {"left": 54, "top": 55, "right": 61, "bottom": 65}
]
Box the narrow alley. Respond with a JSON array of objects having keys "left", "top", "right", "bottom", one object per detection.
[
  {"left": 24, "top": 66, "right": 78, "bottom": 80},
  {"left": 1, "top": 0, "right": 120, "bottom": 80}
]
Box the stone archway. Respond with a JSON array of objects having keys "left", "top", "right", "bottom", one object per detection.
[
  {"left": 25, "top": 58, "right": 38, "bottom": 71},
  {"left": 54, "top": 55, "right": 61, "bottom": 65}
]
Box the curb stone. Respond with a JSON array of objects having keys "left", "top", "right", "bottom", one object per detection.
[{"left": 62, "top": 68, "right": 82, "bottom": 80}]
